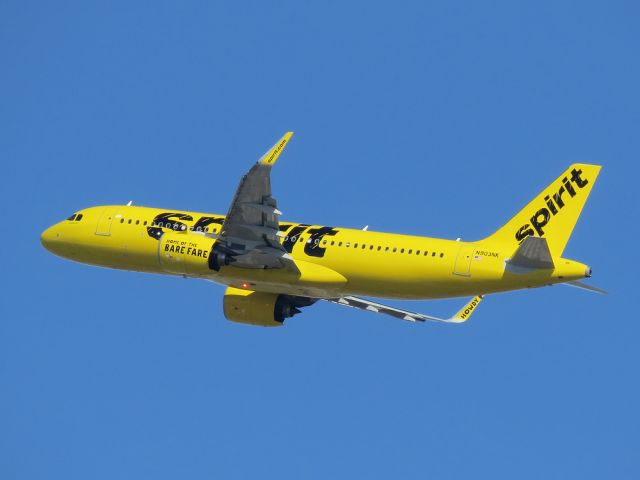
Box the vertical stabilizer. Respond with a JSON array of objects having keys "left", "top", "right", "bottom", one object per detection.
[{"left": 483, "top": 164, "right": 601, "bottom": 257}]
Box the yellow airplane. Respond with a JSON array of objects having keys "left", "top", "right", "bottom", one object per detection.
[{"left": 41, "top": 132, "right": 603, "bottom": 326}]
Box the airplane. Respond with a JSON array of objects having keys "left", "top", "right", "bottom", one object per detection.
[{"left": 41, "top": 132, "right": 603, "bottom": 326}]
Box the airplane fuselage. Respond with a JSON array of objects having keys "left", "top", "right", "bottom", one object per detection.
[{"left": 41, "top": 205, "right": 589, "bottom": 300}]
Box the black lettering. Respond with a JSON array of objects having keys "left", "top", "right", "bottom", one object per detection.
[
  {"left": 571, "top": 168, "right": 589, "bottom": 188},
  {"left": 282, "top": 225, "right": 309, "bottom": 253},
  {"left": 147, "top": 212, "right": 193, "bottom": 240},
  {"left": 562, "top": 177, "right": 576, "bottom": 197},
  {"left": 516, "top": 224, "right": 535, "bottom": 241},
  {"left": 544, "top": 195, "right": 558, "bottom": 215},
  {"left": 552, "top": 186, "right": 566, "bottom": 209},
  {"left": 192, "top": 216, "right": 224, "bottom": 232},
  {"left": 530, "top": 208, "right": 550, "bottom": 236},
  {"left": 304, "top": 227, "right": 339, "bottom": 257}
]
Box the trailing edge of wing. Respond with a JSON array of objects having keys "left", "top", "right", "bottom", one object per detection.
[
  {"left": 258, "top": 132, "right": 293, "bottom": 166},
  {"left": 325, "top": 295, "right": 484, "bottom": 324}
]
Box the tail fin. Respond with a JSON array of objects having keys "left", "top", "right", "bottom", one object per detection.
[{"left": 483, "top": 164, "right": 601, "bottom": 257}]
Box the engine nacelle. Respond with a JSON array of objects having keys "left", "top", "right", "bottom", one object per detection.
[
  {"left": 208, "top": 249, "right": 232, "bottom": 271},
  {"left": 223, "top": 286, "right": 304, "bottom": 327}
]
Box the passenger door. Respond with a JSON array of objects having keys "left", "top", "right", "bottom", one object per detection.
[
  {"left": 95, "top": 207, "right": 119, "bottom": 236},
  {"left": 453, "top": 246, "right": 474, "bottom": 277}
]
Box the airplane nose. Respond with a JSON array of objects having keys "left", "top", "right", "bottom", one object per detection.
[
  {"left": 40, "top": 225, "right": 61, "bottom": 253},
  {"left": 585, "top": 266, "right": 592, "bottom": 278}
]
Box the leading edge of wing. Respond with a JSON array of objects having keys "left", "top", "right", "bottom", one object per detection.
[
  {"left": 214, "top": 132, "right": 294, "bottom": 270},
  {"left": 258, "top": 132, "right": 294, "bottom": 166},
  {"left": 325, "top": 295, "right": 484, "bottom": 324}
]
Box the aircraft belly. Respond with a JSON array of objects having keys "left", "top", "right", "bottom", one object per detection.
[{"left": 209, "top": 259, "right": 348, "bottom": 298}]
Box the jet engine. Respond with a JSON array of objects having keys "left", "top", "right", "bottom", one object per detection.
[
  {"left": 158, "top": 231, "right": 238, "bottom": 275},
  {"left": 223, "top": 286, "right": 314, "bottom": 326}
]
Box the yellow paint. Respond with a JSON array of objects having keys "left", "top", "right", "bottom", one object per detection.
[
  {"left": 223, "top": 287, "right": 284, "bottom": 327},
  {"left": 41, "top": 163, "right": 599, "bottom": 302},
  {"left": 258, "top": 132, "right": 293, "bottom": 166},
  {"left": 484, "top": 164, "right": 601, "bottom": 257}
]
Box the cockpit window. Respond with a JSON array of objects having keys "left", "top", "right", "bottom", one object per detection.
[
  {"left": 75, "top": 214, "right": 83, "bottom": 221},
  {"left": 67, "top": 214, "right": 77, "bottom": 221}
]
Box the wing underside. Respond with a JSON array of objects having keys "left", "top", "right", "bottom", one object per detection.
[
  {"left": 325, "top": 295, "right": 484, "bottom": 324},
  {"left": 211, "top": 132, "right": 296, "bottom": 271}
]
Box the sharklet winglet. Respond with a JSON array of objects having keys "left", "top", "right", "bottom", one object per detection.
[{"left": 257, "top": 132, "right": 293, "bottom": 166}]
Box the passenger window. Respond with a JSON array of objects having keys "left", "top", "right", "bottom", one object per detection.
[
  {"left": 377, "top": 246, "right": 381, "bottom": 251},
  {"left": 424, "top": 251, "right": 428, "bottom": 256},
  {"left": 354, "top": 243, "right": 358, "bottom": 248},
  {"left": 392, "top": 248, "right": 397, "bottom": 253},
  {"left": 369, "top": 245, "right": 374, "bottom": 250},
  {"left": 400, "top": 248, "right": 405, "bottom": 253},
  {"left": 385, "top": 247, "right": 389, "bottom": 252},
  {"left": 440, "top": 253, "right": 444, "bottom": 258},
  {"left": 416, "top": 250, "right": 420, "bottom": 255},
  {"left": 346, "top": 242, "right": 350, "bottom": 247},
  {"left": 120, "top": 219, "right": 124, "bottom": 223},
  {"left": 408, "top": 249, "right": 412, "bottom": 254},
  {"left": 144, "top": 221, "right": 147, "bottom": 226},
  {"left": 432, "top": 252, "right": 436, "bottom": 257},
  {"left": 362, "top": 244, "right": 366, "bottom": 249},
  {"left": 299, "top": 237, "right": 304, "bottom": 243},
  {"left": 128, "top": 219, "right": 132, "bottom": 224},
  {"left": 322, "top": 240, "right": 327, "bottom": 245},
  {"left": 135, "top": 220, "right": 139, "bottom": 225},
  {"left": 338, "top": 242, "right": 343, "bottom": 247}
]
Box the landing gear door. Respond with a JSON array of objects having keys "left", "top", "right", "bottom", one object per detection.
[
  {"left": 95, "top": 207, "right": 118, "bottom": 236},
  {"left": 453, "top": 246, "right": 474, "bottom": 277}
]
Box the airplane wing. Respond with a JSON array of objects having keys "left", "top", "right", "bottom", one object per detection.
[
  {"left": 562, "top": 280, "right": 607, "bottom": 294},
  {"left": 325, "top": 295, "right": 484, "bottom": 324},
  {"left": 210, "top": 132, "right": 296, "bottom": 271}
]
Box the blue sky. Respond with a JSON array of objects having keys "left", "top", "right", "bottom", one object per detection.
[{"left": 1, "top": 1, "right": 639, "bottom": 478}]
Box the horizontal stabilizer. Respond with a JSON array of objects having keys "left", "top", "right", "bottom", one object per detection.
[
  {"left": 563, "top": 280, "right": 608, "bottom": 294},
  {"left": 507, "top": 236, "right": 554, "bottom": 270}
]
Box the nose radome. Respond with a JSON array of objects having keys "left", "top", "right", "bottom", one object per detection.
[
  {"left": 40, "top": 225, "right": 60, "bottom": 252},
  {"left": 585, "top": 266, "right": 592, "bottom": 278}
]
